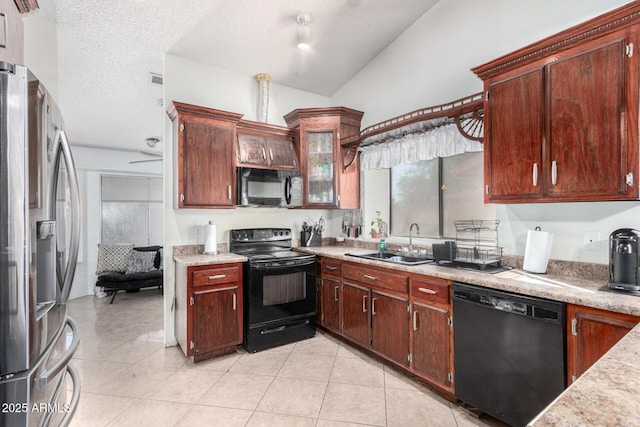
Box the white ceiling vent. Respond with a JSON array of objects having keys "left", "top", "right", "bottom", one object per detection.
[{"left": 150, "top": 73, "right": 163, "bottom": 85}]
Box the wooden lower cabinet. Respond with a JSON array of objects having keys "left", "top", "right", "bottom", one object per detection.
[
  {"left": 342, "top": 282, "right": 371, "bottom": 347},
  {"left": 371, "top": 291, "right": 409, "bottom": 366},
  {"left": 567, "top": 303, "right": 640, "bottom": 385},
  {"left": 411, "top": 301, "right": 451, "bottom": 390},
  {"left": 175, "top": 262, "right": 243, "bottom": 362},
  {"left": 320, "top": 276, "right": 341, "bottom": 332}
]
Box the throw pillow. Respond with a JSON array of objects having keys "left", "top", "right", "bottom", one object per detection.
[
  {"left": 96, "top": 244, "right": 134, "bottom": 274},
  {"left": 126, "top": 250, "right": 157, "bottom": 273}
]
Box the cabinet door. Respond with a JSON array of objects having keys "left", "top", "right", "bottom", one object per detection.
[
  {"left": 486, "top": 68, "right": 544, "bottom": 201},
  {"left": 181, "top": 120, "right": 234, "bottom": 207},
  {"left": 193, "top": 286, "right": 240, "bottom": 355},
  {"left": 321, "top": 276, "right": 341, "bottom": 332},
  {"left": 567, "top": 304, "right": 639, "bottom": 384},
  {"left": 236, "top": 134, "right": 268, "bottom": 167},
  {"left": 371, "top": 291, "right": 409, "bottom": 366},
  {"left": 306, "top": 131, "right": 337, "bottom": 206},
  {"left": 342, "top": 282, "right": 370, "bottom": 347},
  {"left": 547, "top": 38, "right": 626, "bottom": 198},
  {"left": 266, "top": 138, "right": 298, "bottom": 169},
  {"left": 412, "top": 301, "right": 451, "bottom": 388}
]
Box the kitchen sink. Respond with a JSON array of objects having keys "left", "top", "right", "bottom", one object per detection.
[{"left": 346, "top": 251, "right": 433, "bottom": 266}]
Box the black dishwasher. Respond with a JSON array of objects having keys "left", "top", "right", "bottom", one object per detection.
[{"left": 452, "top": 283, "right": 566, "bottom": 427}]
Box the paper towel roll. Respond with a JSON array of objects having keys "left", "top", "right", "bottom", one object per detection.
[
  {"left": 523, "top": 228, "right": 553, "bottom": 273},
  {"left": 204, "top": 221, "right": 217, "bottom": 255}
]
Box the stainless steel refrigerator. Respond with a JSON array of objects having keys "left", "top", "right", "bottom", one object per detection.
[{"left": 0, "top": 61, "right": 81, "bottom": 426}]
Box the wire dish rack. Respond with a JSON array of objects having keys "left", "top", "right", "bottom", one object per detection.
[{"left": 454, "top": 220, "right": 502, "bottom": 268}]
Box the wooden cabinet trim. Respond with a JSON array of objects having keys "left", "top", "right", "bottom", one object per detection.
[{"left": 473, "top": 2, "right": 640, "bottom": 79}]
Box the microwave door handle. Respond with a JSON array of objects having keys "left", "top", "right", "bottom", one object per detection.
[
  {"left": 49, "top": 130, "right": 80, "bottom": 303},
  {"left": 285, "top": 176, "right": 292, "bottom": 204}
]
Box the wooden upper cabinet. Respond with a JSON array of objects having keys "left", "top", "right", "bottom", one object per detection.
[
  {"left": 475, "top": 3, "right": 640, "bottom": 203},
  {"left": 486, "top": 68, "right": 544, "bottom": 200},
  {"left": 284, "top": 107, "right": 364, "bottom": 209},
  {"left": 167, "top": 102, "right": 243, "bottom": 208},
  {"left": 546, "top": 38, "right": 626, "bottom": 198},
  {"left": 236, "top": 120, "right": 299, "bottom": 170}
]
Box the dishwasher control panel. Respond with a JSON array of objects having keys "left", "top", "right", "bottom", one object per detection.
[
  {"left": 477, "top": 294, "right": 528, "bottom": 314},
  {"left": 453, "top": 283, "right": 561, "bottom": 321}
]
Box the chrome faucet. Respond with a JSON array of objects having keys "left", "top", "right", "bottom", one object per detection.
[{"left": 409, "top": 223, "right": 420, "bottom": 253}]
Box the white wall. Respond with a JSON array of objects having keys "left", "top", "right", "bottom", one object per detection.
[
  {"left": 69, "top": 146, "right": 162, "bottom": 300},
  {"left": 163, "top": 55, "right": 337, "bottom": 345},
  {"left": 331, "top": 0, "right": 636, "bottom": 264},
  {"left": 23, "top": 14, "right": 58, "bottom": 99}
]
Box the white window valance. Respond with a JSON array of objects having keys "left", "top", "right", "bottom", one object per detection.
[{"left": 358, "top": 120, "right": 483, "bottom": 170}]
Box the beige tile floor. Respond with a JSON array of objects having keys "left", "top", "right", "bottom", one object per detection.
[{"left": 66, "top": 288, "right": 504, "bottom": 427}]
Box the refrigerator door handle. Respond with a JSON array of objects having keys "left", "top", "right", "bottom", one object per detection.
[
  {"left": 49, "top": 129, "right": 80, "bottom": 303},
  {"left": 58, "top": 364, "right": 81, "bottom": 427},
  {"left": 36, "top": 316, "right": 80, "bottom": 389}
]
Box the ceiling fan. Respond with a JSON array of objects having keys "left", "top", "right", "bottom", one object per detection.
[{"left": 129, "top": 137, "right": 163, "bottom": 164}]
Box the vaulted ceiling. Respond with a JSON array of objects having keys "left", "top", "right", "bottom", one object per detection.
[{"left": 30, "top": 0, "right": 439, "bottom": 156}]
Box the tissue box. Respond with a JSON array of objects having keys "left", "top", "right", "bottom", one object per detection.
[{"left": 301, "top": 231, "right": 322, "bottom": 247}]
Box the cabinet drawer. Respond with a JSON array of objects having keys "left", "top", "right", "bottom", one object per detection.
[
  {"left": 192, "top": 266, "right": 240, "bottom": 287},
  {"left": 343, "top": 263, "right": 408, "bottom": 294},
  {"left": 411, "top": 276, "right": 450, "bottom": 305},
  {"left": 322, "top": 259, "right": 342, "bottom": 276}
]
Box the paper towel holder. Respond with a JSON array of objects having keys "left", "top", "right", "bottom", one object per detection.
[{"left": 204, "top": 220, "right": 218, "bottom": 255}]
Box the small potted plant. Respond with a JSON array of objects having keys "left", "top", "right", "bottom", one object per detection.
[{"left": 370, "top": 210, "right": 384, "bottom": 238}]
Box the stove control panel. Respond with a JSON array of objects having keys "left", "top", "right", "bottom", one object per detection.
[{"left": 231, "top": 228, "right": 291, "bottom": 242}]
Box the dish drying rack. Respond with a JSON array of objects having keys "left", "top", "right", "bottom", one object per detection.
[{"left": 454, "top": 220, "right": 502, "bottom": 268}]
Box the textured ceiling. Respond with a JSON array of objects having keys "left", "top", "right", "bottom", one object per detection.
[{"left": 30, "top": 0, "right": 439, "bottom": 156}]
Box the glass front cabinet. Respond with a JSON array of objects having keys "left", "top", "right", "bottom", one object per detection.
[{"left": 284, "top": 107, "right": 364, "bottom": 209}]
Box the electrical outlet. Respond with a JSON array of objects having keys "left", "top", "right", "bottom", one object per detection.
[
  {"left": 194, "top": 225, "right": 203, "bottom": 241},
  {"left": 584, "top": 231, "right": 601, "bottom": 251}
]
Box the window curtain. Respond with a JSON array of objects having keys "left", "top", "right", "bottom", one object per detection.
[{"left": 358, "top": 118, "right": 483, "bottom": 170}]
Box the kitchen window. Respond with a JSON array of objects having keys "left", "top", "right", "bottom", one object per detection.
[{"left": 390, "top": 152, "right": 494, "bottom": 238}]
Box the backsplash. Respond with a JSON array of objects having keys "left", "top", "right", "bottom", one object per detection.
[{"left": 172, "top": 239, "right": 608, "bottom": 282}]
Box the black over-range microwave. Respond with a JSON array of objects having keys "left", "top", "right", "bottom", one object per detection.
[{"left": 237, "top": 167, "right": 303, "bottom": 208}]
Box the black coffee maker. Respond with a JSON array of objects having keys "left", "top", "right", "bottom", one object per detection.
[{"left": 608, "top": 228, "right": 640, "bottom": 292}]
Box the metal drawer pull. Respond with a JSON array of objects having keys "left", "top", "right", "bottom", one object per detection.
[
  {"left": 363, "top": 274, "right": 377, "bottom": 280},
  {"left": 232, "top": 293, "right": 237, "bottom": 310},
  {"left": 269, "top": 148, "right": 274, "bottom": 161},
  {"left": 362, "top": 295, "right": 367, "bottom": 312},
  {"left": 262, "top": 147, "right": 267, "bottom": 160},
  {"left": 228, "top": 185, "right": 232, "bottom": 200},
  {"left": 326, "top": 266, "right": 337, "bottom": 271},
  {"left": 334, "top": 286, "right": 339, "bottom": 302},
  {"left": 372, "top": 298, "right": 377, "bottom": 315},
  {"left": 418, "top": 287, "right": 437, "bottom": 295},
  {"left": 532, "top": 163, "right": 538, "bottom": 187},
  {"left": 551, "top": 160, "right": 557, "bottom": 185},
  {"left": 208, "top": 274, "right": 227, "bottom": 280},
  {"left": 413, "top": 311, "right": 418, "bottom": 331}
]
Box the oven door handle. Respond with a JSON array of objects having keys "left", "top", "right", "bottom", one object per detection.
[{"left": 251, "top": 258, "right": 316, "bottom": 270}]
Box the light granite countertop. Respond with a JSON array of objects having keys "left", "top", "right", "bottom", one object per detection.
[
  {"left": 174, "top": 252, "right": 247, "bottom": 266},
  {"left": 298, "top": 245, "right": 640, "bottom": 427},
  {"left": 296, "top": 246, "right": 640, "bottom": 316},
  {"left": 528, "top": 324, "right": 640, "bottom": 427}
]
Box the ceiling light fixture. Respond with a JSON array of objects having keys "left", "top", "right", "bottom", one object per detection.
[
  {"left": 297, "top": 14, "right": 311, "bottom": 50},
  {"left": 146, "top": 137, "right": 160, "bottom": 148}
]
